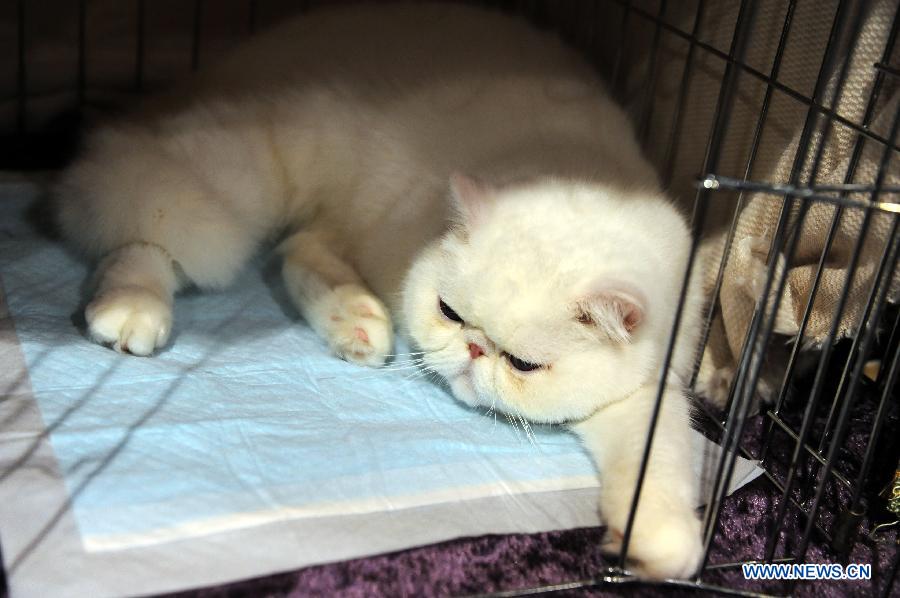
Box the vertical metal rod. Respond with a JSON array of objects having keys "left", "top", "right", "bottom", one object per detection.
[
  {"left": 816, "top": 6, "right": 900, "bottom": 453},
  {"left": 691, "top": 0, "right": 848, "bottom": 565},
  {"left": 16, "top": 0, "right": 27, "bottom": 136},
  {"left": 610, "top": 0, "right": 633, "bottom": 95},
  {"left": 759, "top": 0, "right": 900, "bottom": 465},
  {"left": 874, "top": 306, "right": 900, "bottom": 389},
  {"left": 135, "top": 0, "right": 146, "bottom": 92},
  {"left": 688, "top": 0, "right": 797, "bottom": 395},
  {"left": 617, "top": 0, "right": 757, "bottom": 575},
  {"left": 849, "top": 322, "right": 900, "bottom": 511},
  {"left": 820, "top": 251, "right": 895, "bottom": 451},
  {"left": 760, "top": 204, "right": 846, "bottom": 460},
  {"left": 0, "top": 526, "right": 6, "bottom": 598},
  {"left": 661, "top": 0, "right": 706, "bottom": 187},
  {"left": 777, "top": 156, "right": 890, "bottom": 558},
  {"left": 795, "top": 219, "right": 900, "bottom": 565},
  {"left": 77, "top": 0, "right": 87, "bottom": 109},
  {"left": 759, "top": 0, "right": 872, "bottom": 564},
  {"left": 697, "top": 0, "right": 851, "bottom": 433},
  {"left": 700, "top": 0, "right": 863, "bottom": 568},
  {"left": 791, "top": 103, "right": 900, "bottom": 566},
  {"left": 191, "top": 0, "right": 204, "bottom": 71},
  {"left": 637, "top": 0, "right": 668, "bottom": 144}
]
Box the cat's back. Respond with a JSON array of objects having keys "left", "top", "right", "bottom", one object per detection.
[{"left": 189, "top": 3, "right": 592, "bottom": 99}]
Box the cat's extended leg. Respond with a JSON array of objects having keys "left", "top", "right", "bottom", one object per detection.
[
  {"left": 571, "top": 383, "right": 703, "bottom": 579},
  {"left": 86, "top": 243, "right": 180, "bottom": 355},
  {"left": 66, "top": 181, "right": 262, "bottom": 355},
  {"left": 280, "top": 231, "right": 393, "bottom": 367}
]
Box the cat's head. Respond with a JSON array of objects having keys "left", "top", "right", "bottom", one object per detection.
[{"left": 400, "top": 174, "right": 691, "bottom": 423}]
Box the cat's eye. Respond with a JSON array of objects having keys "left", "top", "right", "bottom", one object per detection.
[
  {"left": 504, "top": 353, "right": 542, "bottom": 372},
  {"left": 438, "top": 298, "right": 464, "bottom": 324}
]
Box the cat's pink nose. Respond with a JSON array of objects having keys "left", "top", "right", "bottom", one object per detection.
[{"left": 468, "top": 342, "right": 485, "bottom": 359}]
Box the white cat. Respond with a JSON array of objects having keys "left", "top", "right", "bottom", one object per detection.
[{"left": 56, "top": 2, "right": 705, "bottom": 579}]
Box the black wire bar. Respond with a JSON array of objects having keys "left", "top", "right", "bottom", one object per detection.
[
  {"left": 617, "top": 0, "right": 758, "bottom": 574},
  {"left": 610, "top": 0, "right": 633, "bottom": 93},
  {"left": 757, "top": 0, "right": 899, "bottom": 464},
  {"left": 608, "top": 0, "right": 900, "bottom": 155},
  {"left": 793, "top": 108, "right": 900, "bottom": 564},
  {"left": 637, "top": 0, "right": 667, "bottom": 145},
  {"left": 660, "top": 0, "right": 707, "bottom": 188},
  {"left": 788, "top": 129, "right": 900, "bottom": 586},
  {"left": 620, "top": 0, "right": 758, "bottom": 578},
  {"left": 848, "top": 319, "right": 900, "bottom": 513},
  {"left": 736, "top": 0, "right": 874, "bottom": 564},
  {"left": 697, "top": 0, "right": 864, "bottom": 573},
  {"left": 687, "top": 0, "right": 798, "bottom": 395}
]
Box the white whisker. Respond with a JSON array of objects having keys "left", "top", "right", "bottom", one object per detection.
[
  {"left": 385, "top": 357, "right": 427, "bottom": 366},
  {"left": 504, "top": 412, "right": 524, "bottom": 444},
  {"left": 379, "top": 361, "right": 425, "bottom": 371},
  {"left": 520, "top": 415, "right": 539, "bottom": 450},
  {"left": 384, "top": 351, "right": 427, "bottom": 358},
  {"left": 404, "top": 367, "right": 435, "bottom": 382}
]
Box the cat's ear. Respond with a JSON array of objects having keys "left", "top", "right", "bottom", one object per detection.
[
  {"left": 449, "top": 173, "right": 493, "bottom": 225},
  {"left": 574, "top": 282, "right": 645, "bottom": 343}
]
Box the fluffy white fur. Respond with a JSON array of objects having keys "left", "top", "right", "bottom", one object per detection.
[
  {"left": 56, "top": 2, "right": 706, "bottom": 579},
  {"left": 403, "top": 178, "right": 707, "bottom": 579}
]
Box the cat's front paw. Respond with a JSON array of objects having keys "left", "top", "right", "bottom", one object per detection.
[
  {"left": 604, "top": 515, "right": 703, "bottom": 580},
  {"left": 694, "top": 361, "right": 733, "bottom": 408},
  {"left": 85, "top": 286, "right": 172, "bottom": 356},
  {"left": 323, "top": 285, "right": 393, "bottom": 367}
]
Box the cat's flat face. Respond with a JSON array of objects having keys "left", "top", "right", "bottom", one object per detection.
[{"left": 401, "top": 178, "right": 673, "bottom": 424}]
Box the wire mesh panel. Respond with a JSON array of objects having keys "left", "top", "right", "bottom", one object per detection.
[
  {"left": 583, "top": 0, "right": 900, "bottom": 595},
  {"left": 2, "top": 0, "right": 898, "bottom": 596}
]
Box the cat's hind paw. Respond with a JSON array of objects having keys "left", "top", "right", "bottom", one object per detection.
[
  {"left": 603, "top": 516, "right": 703, "bottom": 580},
  {"left": 85, "top": 286, "right": 172, "bottom": 356},
  {"left": 323, "top": 285, "right": 393, "bottom": 367}
]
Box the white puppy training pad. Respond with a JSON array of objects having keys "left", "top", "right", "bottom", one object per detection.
[{"left": 0, "top": 181, "right": 763, "bottom": 597}]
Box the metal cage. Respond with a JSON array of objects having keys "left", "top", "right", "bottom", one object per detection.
[{"left": 3, "top": 1, "right": 899, "bottom": 596}]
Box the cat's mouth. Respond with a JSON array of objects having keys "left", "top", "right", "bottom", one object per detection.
[
  {"left": 448, "top": 369, "right": 482, "bottom": 408},
  {"left": 426, "top": 353, "right": 493, "bottom": 408},
  {"left": 455, "top": 373, "right": 475, "bottom": 394}
]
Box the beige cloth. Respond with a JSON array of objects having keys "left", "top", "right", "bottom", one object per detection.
[{"left": 603, "top": 0, "right": 899, "bottom": 402}]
